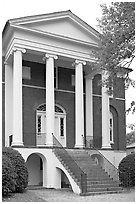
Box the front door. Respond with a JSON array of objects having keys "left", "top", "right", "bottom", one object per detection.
[
  {"left": 54, "top": 114, "right": 66, "bottom": 147},
  {"left": 37, "top": 112, "right": 46, "bottom": 145},
  {"left": 36, "top": 105, "right": 66, "bottom": 147}
]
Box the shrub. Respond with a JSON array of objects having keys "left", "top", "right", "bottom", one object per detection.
[
  {"left": 118, "top": 153, "right": 135, "bottom": 187},
  {"left": 2, "top": 154, "right": 17, "bottom": 196},
  {"left": 2, "top": 147, "right": 28, "bottom": 193}
]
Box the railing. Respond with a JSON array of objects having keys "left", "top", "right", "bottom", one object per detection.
[
  {"left": 84, "top": 137, "right": 119, "bottom": 182},
  {"left": 52, "top": 134, "right": 87, "bottom": 194},
  {"left": 85, "top": 135, "right": 93, "bottom": 148},
  {"left": 84, "top": 136, "right": 132, "bottom": 189}
]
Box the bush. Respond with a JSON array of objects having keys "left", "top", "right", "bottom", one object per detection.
[
  {"left": 2, "top": 147, "right": 28, "bottom": 193},
  {"left": 2, "top": 154, "right": 17, "bottom": 196},
  {"left": 118, "top": 153, "right": 135, "bottom": 187}
]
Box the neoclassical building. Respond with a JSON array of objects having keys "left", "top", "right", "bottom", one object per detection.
[{"left": 2, "top": 10, "right": 128, "bottom": 195}]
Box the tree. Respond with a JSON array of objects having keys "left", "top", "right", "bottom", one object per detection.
[
  {"left": 126, "top": 130, "right": 135, "bottom": 146},
  {"left": 92, "top": 2, "right": 135, "bottom": 112}
]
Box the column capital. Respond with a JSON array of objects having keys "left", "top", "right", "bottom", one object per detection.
[
  {"left": 74, "top": 59, "right": 86, "bottom": 66},
  {"left": 72, "top": 59, "right": 86, "bottom": 67},
  {"left": 12, "top": 46, "right": 26, "bottom": 54},
  {"left": 43, "top": 53, "right": 58, "bottom": 61}
]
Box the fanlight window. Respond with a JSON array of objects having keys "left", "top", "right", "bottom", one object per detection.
[{"left": 37, "top": 104, "right": 64, "bottom": 113}]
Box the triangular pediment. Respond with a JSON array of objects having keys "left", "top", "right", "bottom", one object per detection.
[{"left": 9, "top": 10, "right": 100, "bottom": 45}]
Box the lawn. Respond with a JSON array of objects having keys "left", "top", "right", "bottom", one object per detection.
[
  {"left": 2, "top": 190, "right": 45, "bottom": 202},
  {"left": 2, "top": 188, "right": 135, "bottom": 202}
]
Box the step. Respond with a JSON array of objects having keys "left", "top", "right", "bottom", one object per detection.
[
  {"left": 80, "top": 189, "right": 125, "bottom": 196},
  {"left": 87, "top": 183, "right": 120, "bottom": 189},
  {"left": 87, "top": 180, "right": 117, "bottom": 185},
  {"left": 54, "top": 148, "right": 122, "bottom": 196},
  {"left": 86, "top": 186, "right": 123, "bottom": 192}
]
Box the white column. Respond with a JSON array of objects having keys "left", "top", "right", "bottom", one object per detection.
[
  {"left": 12, "top": 47, "right": 26, "bottom": 146},
  {"left": 102, "top": 71, "right": 111, "bottom": 148},
  {"left": 75, "top": 60, "right": 86, "bottom": 148},
  {"left": 44, "top": 53, "right": 58, "bottom": 146},
  {"left": 85, "top": 77, "right": 93, "bottom": 144},
  {"left": 5, "top": 62, "right": 13, "bottom": 146}
]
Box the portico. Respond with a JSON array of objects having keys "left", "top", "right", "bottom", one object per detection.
[
  {"left": 3, "top": 10, "right": 111, "bottom": 149},
  {"left": 4, "top": 49, "right": 111, "bottom": 149}
]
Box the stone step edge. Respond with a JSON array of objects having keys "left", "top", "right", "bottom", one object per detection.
[{"left": 80, "top": 189, "right": 127, "bottom": 196}]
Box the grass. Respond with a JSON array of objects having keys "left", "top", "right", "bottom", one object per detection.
[
  {"left": 2, "top": 188, "right": 135, "bottom": 202},
  {"left": 2, "top": 190, "right": 45, "bottom": 202}
]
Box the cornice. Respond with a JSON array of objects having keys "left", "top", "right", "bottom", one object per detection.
[{"left": 4, "top": 35, "right": 97, "bottom": 64}]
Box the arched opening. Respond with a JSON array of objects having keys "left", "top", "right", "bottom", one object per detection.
[
  {"left": 36, "top": 104, "right": 66, "bottom": 147},
  {"left": 61, "top": 169, "right": 71, "bottom": 189},
  {"left": 90, "top": 154, "right": 104, "bottom": 167},
  {"left": 56, "top": 167, "right": 72, "bottom": 190},
  {"left": 26, "top": 153, "right": 47, "bottom": 186}
]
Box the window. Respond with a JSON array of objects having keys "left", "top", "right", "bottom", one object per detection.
[
  {"left": 54, "top": 67, "right": 58, "bottom": 88},
  {"left": 37, "top": 115, "right": 42, "bottom": 135},
  {"left": 71, "top": 74, "right": 75, "bottom": 86},
  {"left": 60, "top": 118, "right": 64, "bottom": 137},
  {"left": 22, "top": 66, "right": 31, "bottom": 80},
  {"left": 110, "top": 112, "right": 114, "bottom": 143}
]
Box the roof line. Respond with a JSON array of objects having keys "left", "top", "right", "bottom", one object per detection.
[
  {"left": 3, "top": 10, "right": 100, "bottom": 38},
  {"left": 8, "top": 10, "right": 71, "bottom": 23}
]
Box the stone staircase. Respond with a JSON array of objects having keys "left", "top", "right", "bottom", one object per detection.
[{"left": 53, "top": 148, "right": 123, "bottom": 195}]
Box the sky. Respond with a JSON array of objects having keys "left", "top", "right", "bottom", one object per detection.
[
  {"left": 0, "top": 0, "right": 103, "bottom": 31},
  {"left": 0, "top": 0, "right": 135, "bottom": 132}
]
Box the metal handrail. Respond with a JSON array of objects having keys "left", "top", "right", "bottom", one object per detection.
[
  {"left": 84, "top": 136, "right": 119, "bottom": 182},
  {"left": 52, "top": 134, "right": 87, "bottom": 193},
  {"left": 84, "top": 136, "right": 132, "bottom": 188}
]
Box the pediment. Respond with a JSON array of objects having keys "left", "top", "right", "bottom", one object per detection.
[{"left": 10, "top": 11, "right": 100, "bottom": 46}]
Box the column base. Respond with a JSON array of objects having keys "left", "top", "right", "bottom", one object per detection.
[
  {"left": 11, "top": 141, "right": 24, "bottom": 147},
  {"left": 75, "top": 144, "right": 84, "bottom": 148},
  {"left": 46, "top": 143, "right": 54, "bottom": 147},
  {"left": 101, "top": 144, "right": 111, "bottom": 149}
]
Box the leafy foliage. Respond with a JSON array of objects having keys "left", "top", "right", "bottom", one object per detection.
[
  {"left": 2, "top": 154, "right": 17, "bottom": 196},
  {"left": 126, "top": 131, "right": 135, "bottom": 146},
  {"left": 92, "top": 2, "right": 135, "bottom": 90},
  {"left": 118, "top": 153, "right": 135, "bottom": 187},
  {"left": 126, "top": 101, "right": 135, "bottom": 114},
  {"left": 2, "top": 147, "right": 28, "bottom": 193}
]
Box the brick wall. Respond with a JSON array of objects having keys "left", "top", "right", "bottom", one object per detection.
[{"left": 2, "top": 60, "right": 126, "bottom": 150}]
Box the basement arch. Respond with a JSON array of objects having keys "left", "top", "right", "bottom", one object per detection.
[
  {"left": 55, "top": 166, "right": 80, "bottom": 194},
  {"left": 26, "top": 153, "right": 47, "bottom": 186},
  {"left": 90, "top": 153, "right": 104, "bottom": 167}
]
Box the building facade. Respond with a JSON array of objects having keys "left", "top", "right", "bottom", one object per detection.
[{"left": 2, "top": 10, "right": 127, "bottom": 194}]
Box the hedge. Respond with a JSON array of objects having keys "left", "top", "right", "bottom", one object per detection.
[
  {"left": 2, "top": 154, "right": 17, "bottom": 196},
  {"left": 2, "top": 147, "right": 28, "bottom": 193},
  {"left": 118, "top": 153, "right": 135, "bottom": 187}
]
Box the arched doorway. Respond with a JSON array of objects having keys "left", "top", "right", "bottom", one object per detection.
[
  {"left": 36, "top": 104, "right": 66, "bottom": 147},
  {"left": 26, "top": 153, "right": 47, "bottom": 186}
]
